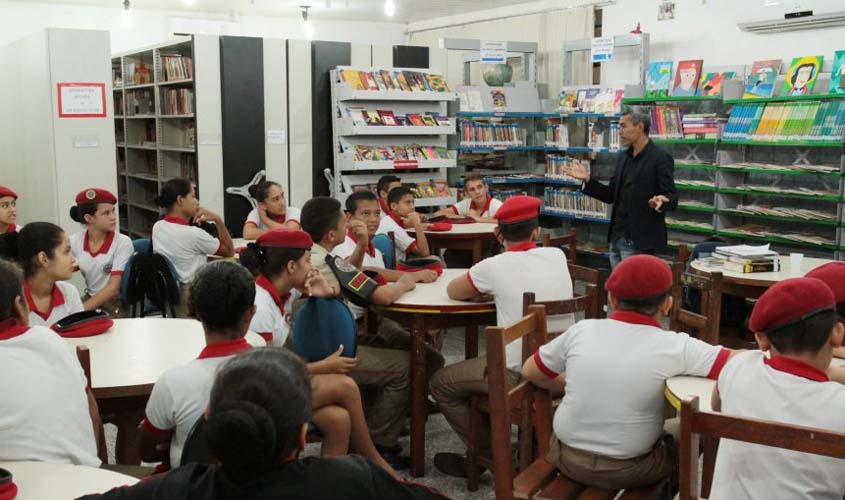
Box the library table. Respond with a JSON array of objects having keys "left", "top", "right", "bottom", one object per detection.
[
  {"left": 409, "top": 222, "right": 497, "bottom": 264},
  {"left": 375, "top": 268, "right": 496, "bottom": 477},
  {"left": 0, "top": 461, "right": 137, "bottom": 500},
  {"left": 64, "top": 318, "right": 266, "bottom": 465}
]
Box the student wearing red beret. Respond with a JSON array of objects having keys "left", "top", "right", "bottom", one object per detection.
[
  {"left": 68, "top": 188, "right": 133, "bottom": 315},
  {"left": 0, "top": 186, "right": 18, "bottom": 235},
  {"left": 522, "top": 254, "right": 734, "bottom": 490},
  {"left": 432, "top": 195, "right": 574, "bottom": 476},
  {"left": 805, "top": 262, "right": 845, "bottom": 370},
  {"left": 709, "top": 277, "right": 845, "bottom": 500}
]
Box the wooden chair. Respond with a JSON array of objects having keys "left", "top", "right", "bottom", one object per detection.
[
  {"left": 542, "top": 229, "right": 577, "bottom": 263},
  {"left": 680, "top": 396, "right": 845, "bottom": 500},
  {"left": 466, "top": 304, "right": 551, "bottom": 497},
  {"left": 77, "top": 346, "right": 108, "bottom": 463},
  {"left": 567, "top": 264, "right": 609, "bottom": 319},
  {"left": 669, "top": 262, "right": 723, "bottom": 345}
]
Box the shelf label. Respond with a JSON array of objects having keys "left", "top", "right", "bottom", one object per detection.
[
  {"left": 267, "top": 129, "right": 286, "bottom": 145},
  {"left": 480, "top": 40, "right": 507, "bottom": 64},
  {"left": 394, "top": 159, "right": 419, "bottom": 169},
  {"left": 57, "top": 82, "right": 106, "bottom": 118},
  {"left": 590, "top": 37, "right": 613, "bottom": 62}
]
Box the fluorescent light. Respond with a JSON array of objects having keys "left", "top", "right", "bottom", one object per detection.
[
  {"left": 120, "top": 0, "right": 133, "bottom": 28},
  {"left": 384, "top": 0, "right": 396, "bottom": 17},
  {"left": 183, "top": 0, "right": 196, "bottom": 5},
  {"left": 303, "top": 19, "right": 315, "bottom": 38}
]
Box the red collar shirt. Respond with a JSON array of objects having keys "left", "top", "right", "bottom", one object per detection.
[
  {"left": 70, "top": 230, "right": 134, "bottom": 296},
  {"left": 24, "top": 281, "right": 84, "bottom": 327},
  {"left": 244, "top": 206, "right": 301, "bottom": 230},
  {"left": 152, "top": 216, "right": 224, "bottom": 283},
  {"left": 451, "top": 196, "right": 502, "bottom": 218},
  {"left": 249, "top": 274, "right": 297, "bottom": 347}
]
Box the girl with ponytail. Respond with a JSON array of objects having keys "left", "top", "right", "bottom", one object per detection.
[
  {"left": 68, "top": 188, "right": 134, "bottom": 314},
  {"left": 241, "top": 180, "right": 300, "bottom": 240}
]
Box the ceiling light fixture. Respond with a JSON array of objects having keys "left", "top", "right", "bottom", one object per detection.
[
  {"left": 120, "top": 0, "right": 133, "bottom": 29},
  {"left": 301, "top": 5, "right": 315, "bottom": 39},
  {"left": 183, "top": 0, "right": 196, "bottom": 6},
  {"left": 384, "top": 0, "right": 396, "bottom": 17}
]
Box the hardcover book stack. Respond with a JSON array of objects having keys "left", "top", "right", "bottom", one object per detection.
[
  {"left": 711, "top": 245, "right": 780, "bottom": 273},
  {"left": 340, "top": 68, "right": 450, "bottom": 92},
  {"left": 723, "top": 100, "right": 845, "bottom": 142},
  {"left": 681, "top": 113, "right": 723, "bottom": 140}
]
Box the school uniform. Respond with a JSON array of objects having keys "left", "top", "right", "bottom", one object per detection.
[
  {"left": 70, "top": 230, "right": 134, "bottom": 296},
  {"left": 249, "top": 274, "right": 298, "bottom": 347},
  {"left": 376, "top": 213, "right": 417, "bottom": 262},
  {"left": 378, "top": 198, "right": 390, "bottom": 219},
  {"left": 450, "top": 196, "right": 502, "bottom": 218},
  {"left": 331, "top": 233, "right": 388, "bottom": 319},
  {"left": 244, "top": 206, "right": 301, "bottom": 230},
  {"left": 709, "top": 351, "right": 845, "bottom": 500},
  {"left": 24, "top": 280, "right": 84, "bottom": 327},
  {"left": 152, "top": 216, "right": 223, "bottom": 283},
  {"left": 431, "top": 241, "right": 573, "bottom": 446},
  {"left": 2, "top": 223, "right": 16, "bottom": 234},
  {"left": 78, "top": 456, "right": 448, "bottom": 500},
  {"left": 0, "top": 321, "right": 99, "bottom": 466},
  {"left": 142, "top": 338, "right": 253, "bottom": 468}
]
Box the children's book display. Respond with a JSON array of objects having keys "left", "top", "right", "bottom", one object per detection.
[
  {"left": 342, "top": 107, "right": 450, "bottom": 127},
  {"left": 559, "top": 88, "right": 624, "bottom": 114},
  {"left": 723, "top": 99, "right": 845, "bottom": 142},
  {"left": 459, "top": 121, "right": 525, "bottom": 147},
  {"left": 744, "top": 60, "right": 781, "bottom": 98},
  {"left": 646, "top": 61, "right": 673, "bottom": 98},
  {"left": 672, "top": 60, "right": 703, "bottom": 96},
  {"left": 340, "top": 68, "right": 450, "bottom": 92},
  {"left": 782, "top": 56, "right": 823, "bottom": 96},
  {"left": 698, "top": 71, "right": 735, "bottom": 97},
  {"left": 347, "top": 144, "right": 452, "bottom": 161},
  {"left": 829, "top": 51, "right": 845, "bottom": 94},
  {"left": 544, "top": 187, "right": 608, "bottom": 218}
]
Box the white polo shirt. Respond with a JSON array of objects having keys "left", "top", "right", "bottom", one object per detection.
[
  {"left": 332, "top": 233, "right": 389, "bottom": 319},
  {"left": 467, "top": 243, "right": 574, "bottom": 370},
  {"left": 451, "top": 196, "right": 503, "bottom": 218},
  {"left": 535, "top": 311, "right": 729, "bottom": 459},
  {"left": 243, "top": 206, "right": 301, "bottom": 230},
  {"left": 24, "top": 280, "right": 84, "bottom": 327},
  {"left": 152, "top": 216, "right": 222, "bottom": 283},
  {"left": 376, "top": 213, "right": 417, "bottom": 262},
  {"left": 0, "top": 322, "right": 99, "bottom": 466},
  {"left": 143, "top": 337, "right": 253, "bottom": 468},
  {"left": 70, "top": 230, "right": 134, "bottom": 296},
  {"left": 249, "top": 274, "right": 296, "bottom": 347},
  {"left": 710, "top": 351, "right": 845, "bottom": 500}
]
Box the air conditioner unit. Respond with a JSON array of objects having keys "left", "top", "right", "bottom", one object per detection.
[{"left": 737, "top": 0, "right": 845, "bottom": 33}]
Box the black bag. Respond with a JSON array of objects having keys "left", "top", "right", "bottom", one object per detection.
[{"left": 324, "top": 255, "right": 379, "bottom": 307}]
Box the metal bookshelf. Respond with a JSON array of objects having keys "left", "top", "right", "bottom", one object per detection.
[{"left": 113, "top": 36, "right": 197, "bottom": 239}]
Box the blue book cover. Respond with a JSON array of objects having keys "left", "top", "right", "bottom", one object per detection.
[{"left": 646, "top": 61, "right": 673, "bottom": 98}]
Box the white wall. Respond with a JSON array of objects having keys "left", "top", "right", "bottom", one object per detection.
[
  {"left": 601, "top": 0, "right": 845, "bottom": 86},
  {"left": 0, "top": 1, "right": 408, "bottom": 54}
]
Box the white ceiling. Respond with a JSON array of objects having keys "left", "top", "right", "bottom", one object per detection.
[{"left": 31, "top": 0, "right": 546, "bottom": 23}]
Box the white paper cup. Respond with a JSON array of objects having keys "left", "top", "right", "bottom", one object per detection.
[{"left": 789, "top": 253, "right": 804, "bottom": 276}]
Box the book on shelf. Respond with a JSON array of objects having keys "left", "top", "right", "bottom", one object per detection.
[
  {"left": 348, "top": 143, "right": 451, "bottom": 161},
  {"left": 545, "top": 123, "right": 570, "bottom": 148},
  {"left": 697, "top": 71, "right": 734, "bottom": 97},
  {"left": 490, "top": 89, "right": 507, "bottom": 111},
  {"left": 459, "top": 121, "right": 525, "bottom": 147},
  {"left": 420, "top": 114, "right": 437, "bottom": 127},
  {"left": 363, "top": 110, "right": 382, "bottom": 126},
  {"left": 377, "top": 110, "right": 397, "bottom": 126},
  {"left": 744, "top": 59, "right": 781, "bottom": 98},
  {"left": 407, "top": 114, "right": 426, "bottom": 126},
  {"left": 126, "top": 89, "right": 155, "bottom": 116},
  {"left": 722, "top": 100, "right": 845, "bottom": 142},
  {"left": 782, "top": 55, "right": 823, "bottom": 96},
  {"left": 341, "top": 69, "right": 365, "bottom": 90},
  {"left": 339, "top": 68, "right": 451, "bottom": 93},
  {"left": 434, "top": 115, "right": 451, "bottom": 126},
  {"left": 543, "top": 187, "right": 607, "bottom": 217},
  {"left": 646, "top": 61, "right": 673, "bottom": 98},
  {"left": 546, "top": 156, "right": 589, "bottom": 181},
  {"left": 180, "top": 153, "right": 197, "bottom": 182},
  {"left": 125, "top": 63, "right": 152, "bottom": 85},
  {"left": 831, "top": 51, "right": 845, "bottom": 94},
  {"left": 672, "top": 60, "right": 703, "bottom": 97},
  {"left": 559, "top": 88, "right": 623, "bottom": 114},
  {"left": 159, "top": 53, "right": 193, "bottom": 81},
  {"left": 112, "top": 68, "right": 123, "bottom": 88},
  {"left": 162, "top": 88, "right": 194, "bottom": 115}
]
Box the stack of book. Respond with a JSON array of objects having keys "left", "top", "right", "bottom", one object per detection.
[
  {"left": 459, "top": 121, "right": 525, "bottom": 147},
  {"left": 712, "top": 244, "right": 780, "bottom": 273},
  {"left": 340, "top": 68, "right": 450, "bottom": 92},
  {"left": 723, "top": 100, "right": 845, "bottom": 142},
  {"left": 160, "top": 54, "right": 193, "bottom": 81},
  {"left": 162, "top": 88, "right": 194, "bottom": 115},
  {"left": 648, "top": 105, "right": 684, "bottom": 139},
  {"left": 682, "top": 113, "right": 723, "bottom": 140}
]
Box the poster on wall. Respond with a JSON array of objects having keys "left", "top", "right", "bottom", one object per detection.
[
  {"left": 658, "top": 1, "right": 676, "bottom": 21},
  {"left": 57, "top": 82, "right": 107, "bottom": 118}
]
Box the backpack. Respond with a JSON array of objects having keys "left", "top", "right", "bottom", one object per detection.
[{"left": 140, "top": 253, "right": 181, "bottom": 318}]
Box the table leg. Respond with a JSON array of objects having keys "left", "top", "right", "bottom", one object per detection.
[
  {"left": 471, "top": 240, "right": 482, "bottom": 265},
  {"left": 410, "top": 314, "right": 428, "bottom": 477},
  {"left": 465, "top": 325, "right": 478, "bottom": 360}
]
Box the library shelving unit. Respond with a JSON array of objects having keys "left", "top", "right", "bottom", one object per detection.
[
  {"left": 329, "top": 66, "right": 458, "bottom": 208},
  {"left": 113, "top": 37, "right": 197, "bottom": 239}
]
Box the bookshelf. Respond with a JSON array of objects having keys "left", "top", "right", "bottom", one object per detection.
[
  {"left": 113, "top": 37, "right": 198, "bottom": 239},
  {"left": 328, "top": 66, "right": 458, "bottom": 208}
]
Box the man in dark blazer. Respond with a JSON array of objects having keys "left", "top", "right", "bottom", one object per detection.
[{"left": 566, "top": 110, "right": 677, "bottom": 267}]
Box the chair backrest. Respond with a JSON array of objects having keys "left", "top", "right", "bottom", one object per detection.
[
  {"left": 486, "top": 305, "right": 554, "bottom": 500},
  {"left": 680, "top": 396, "right": 845, "bottom": 500},
  {"left": 670, "top": 263, "right": 723, "bottom": 345},
  {"left": 567, "top": 263, "right": 609, "bottom": 319},
  {"left": 141, "top": 253, "right": 181, "bottom": 317},
  {"left": 371, "top": 232, "right": 395, "bottom": 269},
  {"left": 181, "top": 415, "right": 214, "bottom": 466},
  {"left": 522, "top": 289, "right": 598, "bottom": 339},
  {"left": 542, "top": 230, "right": 577, "bottom": 263},
  {"left": 76, "top": 346, "right": 107, "bottom": 462}
]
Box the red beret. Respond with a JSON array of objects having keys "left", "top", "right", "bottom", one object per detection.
[
  {"left": 256, "top": 229, "right": 313, "bottom": 249},
  {"left": 0, "top": 186, "right": 18, "bottom": 200},
  {"left": 805, "top": 262, "right": 845, "bottom": 305},
  {"left": 749, "top": 277, "right": 835, "bottom": 333},
  {"left": 605, "top": 254, "right": 673, "bottom": 300},
  {"left": 75, "top": 188, "right": 117, "bottom": 205},
  {"left": 495, "top": 195, "right": 541, "bottom": 224}
]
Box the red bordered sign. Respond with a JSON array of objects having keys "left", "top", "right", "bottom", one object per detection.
[
  {"left": 57, "top": 82, "right": 107, "bottom": 118},
  {"left": 393, "top": 159, "right": 419, "bottom": 169}
]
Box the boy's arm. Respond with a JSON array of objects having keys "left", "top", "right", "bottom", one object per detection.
[
  {"left": 370, "top": 274, "right": 417, "bottom": 305},
  {"left": 447, "top": 272, "right": 479, "bottom": 300},
  {"left": 405, "top": 212, "right": 430, "bottom": 257},
  {"left": 522, "top": 356, "right": 566, "bottom": 392},
  {"left": 140, "top": 380, "right": 175, "bottom": 463}
]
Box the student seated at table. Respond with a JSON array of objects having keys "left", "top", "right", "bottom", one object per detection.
[
  {"left": 805, "top": 261, "right": 845, "bottom": 373},
  {"left": 301, "top": 197, "right": 427, "bottom": 469},
  {"left": 431, "top": 195, "right": 574, "bottom": 477},
  {"left": 241, "top": 180, "right": 301, "bottom": 240},
  {"left": 433, "top": 173, "right": 502, "bottom": 223},
  {"left": 522, "top": 254, "right": 733, "bottom": 491},
  {"left": 152, "top": 178, "right": 233, "bottom": 314},
  {"left": 68, "top": 188, "right": 133, "bottom": 316},
  {"left": 0, "top": 259, "right": 100, "bottom": 466},
  {"left": 240, "top": 228, "right": 405, "bottom": 479},
  {"left": 709, "top": 277, "right": 845, "bottom": 500},
  {"left": 376, "top": 174, "right": 402, "bottom": 218},
  {"left": 82, "top": 348, "right": 449, "bottom": 500},
  {"left": 0, "top": 185, "right": 18, "bottom": 234},
  {"left": 376, "top": 187, "right": 430, "bottom": 262},
  {"left": 9, "top": 222, "right": 84, "bottom": 327}
]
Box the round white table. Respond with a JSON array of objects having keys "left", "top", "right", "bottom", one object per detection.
[
  {"left": 690, "top": 255, "right": 832, "bottom": 287},
  {"left": 377, "top": 268, "right": 495, "bottom": 476},
  {"left": 65, "top": 318, "right": 265, "bottom": 465},
  {"left": 0, "top": 461, "right": 137, "bottom": 500},
  {"left": 409, "top": 223, "right": 497, "bottom": 265}
]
